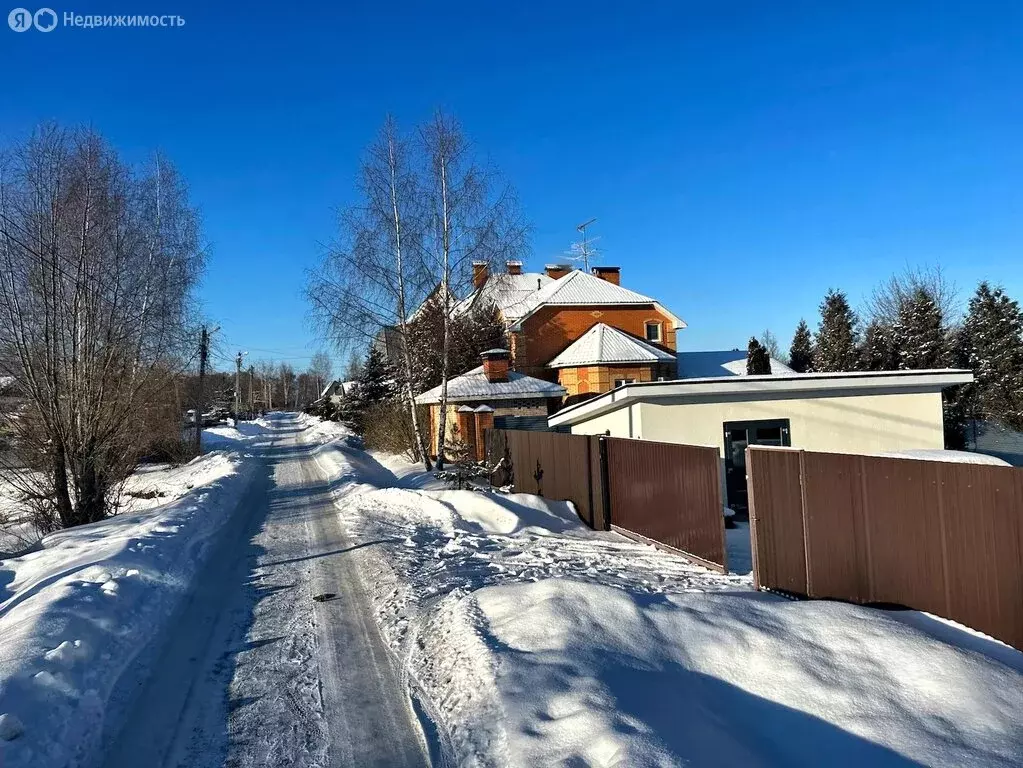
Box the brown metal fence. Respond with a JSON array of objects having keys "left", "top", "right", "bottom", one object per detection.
[
  {"left": 747, "top": 446, "right": 1023, "bottom": 651},
  {"left": 606, "top": 438, "right": 726, "bottom": 570},
  {"left": 486, "top": 429, "right": 726, "bottom": 569},
  {"left": 486, "top": 428, "right": 608, "bottom": 529}
]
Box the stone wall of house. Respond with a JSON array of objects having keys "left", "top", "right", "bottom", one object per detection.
[{"left": 509, "top": 304, "right": 678, "bottom": 380}]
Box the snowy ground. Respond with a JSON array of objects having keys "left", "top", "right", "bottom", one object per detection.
[
  {"left": 4, "top": 413, "right": 1022, "bottom": 768},
  {"left": 0, "top": 423, "right": 268, "bottom": 767},
  {"left": 305, "top": 416, "right": 1023, "bottom": 767}
]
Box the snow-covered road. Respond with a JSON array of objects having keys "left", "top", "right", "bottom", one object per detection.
[{"left": 100, "top": 414, "right": 429, "bottom": 768}]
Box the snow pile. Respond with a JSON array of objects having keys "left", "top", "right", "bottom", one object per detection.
[
  {"left": 472, "top": 580, "right": 1023, "bottom": 766},
  {"left": 293, "top": 412, "right": 353, "bottom": 446},
  {"left": 202, "top": 417, "right": 272, "bottom": 450},
  {"left": 317, "top": 437, "right": 1023, "bottom": 767},
  {"left": 0, "top": 448, "right": 259, "bottom": 768}
]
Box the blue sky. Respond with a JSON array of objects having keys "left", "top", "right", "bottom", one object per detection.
[{"left": 3, "top": 1, "right": 1022, "bottom": 372}]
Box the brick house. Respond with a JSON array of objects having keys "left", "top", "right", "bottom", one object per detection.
[
  {"left": 457, "top": 261, "right": 686, "bottom": 401},
  {"left": 414, "top": 261, "right": 685, "bottom": 457}
]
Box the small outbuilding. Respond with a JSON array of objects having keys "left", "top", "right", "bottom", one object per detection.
[
  {"left": 547, "top": 368, "right": 973, "bottom": 510},
  {"left": 416, "top": 349, "right": 566, "bottom": 458}
]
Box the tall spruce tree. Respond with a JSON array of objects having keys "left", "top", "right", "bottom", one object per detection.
[
  {"left": 788, "top": 319, "right": 813, "bottom": 373},
  {"left": 358, "top": 344, "right": 394, "bottom": 406},
  {"left": 962, "top": 282, "right": 1023, "bottom": 429},
  {"left": 746, "top": 337, "right": 772, "bottom": 375},
  {"left": 342, "top": 345, "right": 394, "bottom": 434},
  {"left": 892, "top": 287, "right": 946, "bottom": 370},
  {"left": 813, "top": 290, "right": 858, "bottom": 371},
  {"left": 858, "top": 321, "right": 897, "bottom": 371}
]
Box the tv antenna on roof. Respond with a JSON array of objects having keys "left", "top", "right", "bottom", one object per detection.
[{"left": 566, "top": 217, "right": 600, "bottom": 271}]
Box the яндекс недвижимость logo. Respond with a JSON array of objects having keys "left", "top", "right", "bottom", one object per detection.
[
  {"left": 8, "top": 8, "right": 184, "bottom": 30},
  {"left": 8, "top": 7, "right": 57, "bottom": 31}
]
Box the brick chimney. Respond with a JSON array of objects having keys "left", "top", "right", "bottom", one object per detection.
[
  {"left": 591, "top": 266, "right": 621, "bottom": 285},
  {"left": 472, "top": 261, "right": 489, "bottom": 290},
  {"left": 481, "top": 348, "right": 510, "bottom": 383},
  {"left": 505, "top": 260, "right": 523, "bottom": 276},
  {"left": 545, "top": 263, "right": 571, "bottom": 280}
]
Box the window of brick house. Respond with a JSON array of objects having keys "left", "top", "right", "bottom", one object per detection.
[
  {"left": 645, "top": 321, "right": 662, "bottom": 343},
  {"left": 613, "top": 378, "right": 636, "bottom": 388}
]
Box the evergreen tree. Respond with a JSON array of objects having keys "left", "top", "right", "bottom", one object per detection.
[
  {"left": 857, "top": 321, "right": 897, "bottom": 371},
  {"left": 451, "top": 303, "right": 507, "bottom": 377},
  {"left": 341, "top": 345, "right": 394, "bottom": 434},
  {"left": 788, "top": 319, "right": 813, "bottom": 373},
  {"left": 961, "top": 282, "right": 1023, "bottom": 429},
  {"left": 358, "top": 344, "right": 394, "bottom": 406},
  {"left": 405, "top": 296, "right": 508, "bottom": 393},
  {"left": 746, "top": 337, "right": 772, "bottom": 375},
  {"left": 813, "top": 290, "right": 858, "bottom": 371},
  {"left": 892, "top": 287, "right": 945, "bottom": 370}
]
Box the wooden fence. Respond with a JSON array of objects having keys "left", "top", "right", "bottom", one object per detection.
[
  {"left": 747, "top": 446, "right": 1023, "bottom": 651},
  {"left": 487, "top": 429, "right": 726, "bottom": 570}
]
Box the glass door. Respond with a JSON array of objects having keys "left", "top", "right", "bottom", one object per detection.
[{"left": 722, "top": 419, "right": 791, "bottom": 513}]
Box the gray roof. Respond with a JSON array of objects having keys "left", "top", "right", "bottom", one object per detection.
[
  {"left": 457, "top": 268, "right": 686, "bottom": 331},
  {"left": 510, "top": 270, "right": 686, "bottom": 330},
  {"left": 677, "top": 350, "right": 794, "bottom": 378},
  {"left": 547, "top": 323, "right": 676, "bottom": 369},
  {"left": 414, "top": 365, "right": 566, "bottom": 405},
  {"left": 454, "top": 272, "right": 554, "bottom": 323}
]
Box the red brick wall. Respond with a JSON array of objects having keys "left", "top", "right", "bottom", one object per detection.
[{"left": 512, "top": 305, "right": 678, "bottom": 380}]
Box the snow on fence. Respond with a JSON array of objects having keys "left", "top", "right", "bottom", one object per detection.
[
  {"left": 486, "top": 428, "right": 727, "bottom": 571},
  {"left": 746, "top": 446, "right": 1023, "bottom": 651}
]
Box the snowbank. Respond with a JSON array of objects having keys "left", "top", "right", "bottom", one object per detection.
[
  {"left": 316, "top": 435, "right": 1023, "bottom": 767},
  {"left": 472, "top": 580, "right": 1023, "bottom": 766},
  {"left": 0, "top": 449, "right": 260, "bottom": 768}
]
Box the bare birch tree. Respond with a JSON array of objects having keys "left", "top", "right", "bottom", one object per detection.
[
  {"left": 307, "top": 116, "right": 434, "bottom": 469},
  {"left": 418, "top": 111, "right": 528, "bottom": 468},
  {"left": 279, "top": 363, "right": 295, "bottom": 408},
  {"left": 0, "top": 124, "right": 203, "bottom": 528},
  {"left": 308, "top": 350, "right": 333, "bottom": 397}
]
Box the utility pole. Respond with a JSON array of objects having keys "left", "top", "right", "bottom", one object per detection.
[
  {"left": 233, "top": 351, "right": 245, "bottom": 421},
  {"left": 194, "top": 326, "right": 209, "bottom": 456},
  {"left": 248, "top": 365, "right": 255, "bottom": 415}
]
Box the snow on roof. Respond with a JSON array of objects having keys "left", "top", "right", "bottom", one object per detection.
[
  {"left": 877, "top": 449, "right": 1011, "bottom": 466},
  {"left": 548, "top": 324, "right": 676, "bottom": 369},
  {"left": 415, "top": 366, "right": 566, "bottom": 405},
  {"left": 510, "top": 270, "right": 686, "bottom": 330},
  {"left": 458, "top": 268, "right": 686, "bottom": 330},
  {"left": 454, "top": 272, "right": 554, "bottom": 323},
  {"left": 678, "top": 350, "right": 794, "bottom": 378}
]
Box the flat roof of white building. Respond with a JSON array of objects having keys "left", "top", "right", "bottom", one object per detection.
[{"left": 548, "top": 369, "right": 974, "bottom": 428}]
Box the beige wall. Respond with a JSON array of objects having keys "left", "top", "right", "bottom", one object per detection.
[
  {"left": 569, "top": 391, "right": 945, "bottom": 456},
  {"left": 568, "top": 402, "right": 643, "bottom": 438}
]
